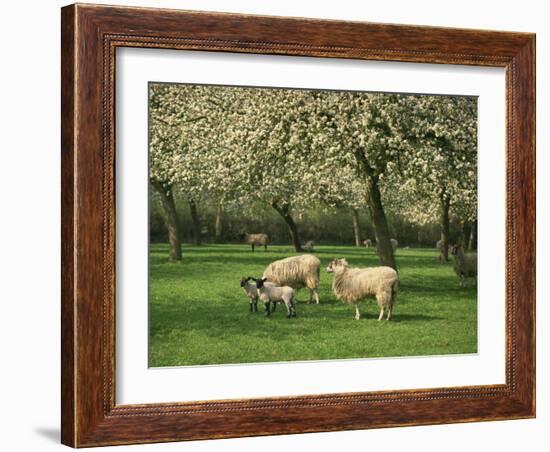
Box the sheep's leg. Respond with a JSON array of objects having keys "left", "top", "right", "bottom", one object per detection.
[
  {"left": 264, "top": 301, "right": 271, "bottom": 316},
  {"left": 251, "top": 244, "right": 255, "bottom": 252},
  {"left": 249, "top": 301, "right": 254, "bottom": 313},
  {"left": 284, "top": 301, "right": 292, "bottom": 318},
  {"left": 354, "top": 304, "right": 361, "bottom": 320},
  {"left": 386, "top": 305, "right": 392, "bottom": 321},
  {"left": 253, "top": 300, "right": 258, "bottom": 313},
  {"left": 313, "top": 289, "right": 319, "bottom": 304},
  {"left": 289, "top": 296, "right": 297, "bottom": 317},
  {"left": 271, "top": 301, "right": 277, "bottom": 312},
  {"left": 378, "top": 307, "right": 385, "bottom": 321}
]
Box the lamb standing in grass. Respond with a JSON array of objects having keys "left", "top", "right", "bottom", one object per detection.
[
  {"left": 326, "top": 258, "right": 398, "bottom": 321},
  {"left": 252, "top": 277, "right": 297, "bottom": 318},
  {"left": 363, "top": 239, "right": 372, "bottom": 249},
  {"left": 240, "top": 277, "right": 275, "bottom": 312},
  {"left": 243, "top": 233, "right": 269, "bottom": 252},
  {"left": 450, "top": 244, "right": 477, "bottom": 287},
  {"left": 263, "top": 254, "right": 321, "bottom": 304}
]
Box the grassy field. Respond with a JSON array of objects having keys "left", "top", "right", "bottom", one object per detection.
[{"left": 149, "top": 244, "right": 477, "bottom": 367}]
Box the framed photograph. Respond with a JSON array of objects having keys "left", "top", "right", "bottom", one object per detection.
[{"left": 61, "top": 3, "right": 535, "bottom": 447}]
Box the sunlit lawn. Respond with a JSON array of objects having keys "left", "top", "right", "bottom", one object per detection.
[{"left": 149, "top": 244, "right": 477, "bottom": 367}]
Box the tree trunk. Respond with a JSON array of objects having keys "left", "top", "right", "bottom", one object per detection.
[
  {"left": 439, "top": 190, "right": 451, "bottom": 262},
  {"left": 469, "top": 219, "right": 478, "bottom": 250},
  {"left": 271, "top": 201, "right": 303, "bottom": 252},
  {"left": 214, "top": 204, "right": 223, "bottom": 243},
  {"left": 365, "top": 177, "right": 396, "bottom": 269},
  {"left": 152, "top": 181, "right": 182, "bottom": 261},
  {"left": 461, "top": 220, "right": 472, "bottom": 250},
  {"left": 352, "top": 209, "right": 361, "bottom": 247},
  {"left": 188, "top": 200, "right": 201, "bottom": 246}
]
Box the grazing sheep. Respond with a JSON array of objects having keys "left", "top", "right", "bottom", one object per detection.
[
  {"left": 450, "top": 244, "right": 477, "bottom": 287},
  {"left": 240, "top": 277, "right": 275, "bottom": 312},
  {"left": 263, "top": 254, "right": 321, "bottom": 304},
  {"left": 252, "top": 277, "right": 297, "bottom": 318},
  {"left": 363, "top": 239, "right": 372, "bottom": 249},
  {"left": 243, "top": 233, "right": 269, "bottom": 252},
  {"left": 302, "top": 240, "right": 315, "bottom": 252},
  {"left": 326, "top": 258, "right": 398, "bottom": 321}
]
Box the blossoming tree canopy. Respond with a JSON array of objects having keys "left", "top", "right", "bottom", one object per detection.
[
  {"left": 149, "top": 82, "right": 477, "bottom": 264},
  {"left": 382, "top": 95, "right": 478, "bottom": 260}
]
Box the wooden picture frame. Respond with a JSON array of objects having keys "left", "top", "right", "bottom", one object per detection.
[{"left": 61, "top": 3, "right": 535, "bottom": 447}]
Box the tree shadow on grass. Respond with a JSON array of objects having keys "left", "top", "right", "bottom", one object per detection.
[
  {"left": 389, "top": 313, "right": 445, "bottom": 323},
  {"left": 150, "top": 254, "right": 296, "bottom": 269}
]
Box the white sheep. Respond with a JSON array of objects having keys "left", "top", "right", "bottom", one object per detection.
[
  {"left": 363, "top": 239, "right": 372, "bottom": 249},
  {"left": 450, "top": 244, "right": 477, "bottom": 287},
  {"left": 243, "top": 233, "right": 269, "bottom": 252},
  {"left": 253, "top": 278, "right": 296, "bottom": 318},
  {"left": 302, "top": 240, "right": 315, "bottom": 252},
  {"left": 326, "top": 258, "right": 398, "bottom": 321},
  {"left": 263, "top": 254, "right": 321, "bottom": 304},
  {"left": 240, "top": 277, "right": 275, "bottom": 312}
]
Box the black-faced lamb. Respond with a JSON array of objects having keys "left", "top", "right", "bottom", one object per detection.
[
  {"left": 240, "top": 276, "right": 275, "bottom": 312},
  {"left": 263, "top": 254, "right": 321, "bottom": 304},
  {"left": 326, "top": 258, "right": 398, "bottom": 321},
  {"left": 252, "top": 277, "right": 297, "bottom": 318},
  {"left": 243, "top": 233, "right": 269, "bottom": 252},
  {"left": 450, "top": 244, "right": 477, "bottom": 287}
]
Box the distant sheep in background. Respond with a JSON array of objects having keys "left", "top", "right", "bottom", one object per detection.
[
  {"left": 363, "top": 239, "right": 372, "bottom": 249},
  {"left": 326, "top": 258, "right": 398, "bottom": 321},
  {"left": 450, "top": 244, "right": 477, "bottom": 287},
  {"left": 302, "top": 240, "right": 315, "bottom": 252},
  {"left": 243, "top": 233, "right": 269, "bottom": 252},
  {"left": 372, "top": 238, "right": 397, "bottom": 253},
  {"left": 263, "top": 254, "right": 321, "bottom": 304}
]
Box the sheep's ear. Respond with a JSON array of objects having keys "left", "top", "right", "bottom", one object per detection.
[
  {"left": 341, "top": 258, "right": 348, "bottom": 265},
  {"left": 262, "top": 277, "right": 268, "bottom": 282}
]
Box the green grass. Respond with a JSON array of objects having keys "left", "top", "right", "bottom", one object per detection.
[{"left": 149, "top": 244, "right": 477, "bottom": 367}]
